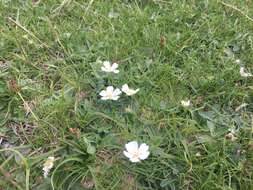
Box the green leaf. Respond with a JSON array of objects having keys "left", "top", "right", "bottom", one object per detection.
[{"left": 87, "top": 145, "right": 96, "bottom": 155}]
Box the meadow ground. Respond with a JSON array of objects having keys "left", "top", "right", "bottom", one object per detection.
[{"left": 0, "top": 0, "right": 253, "bottom": 189}]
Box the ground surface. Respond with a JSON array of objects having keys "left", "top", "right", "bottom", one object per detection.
[{"left": 0, "top": 0, "right": 253, "bottom": 189}]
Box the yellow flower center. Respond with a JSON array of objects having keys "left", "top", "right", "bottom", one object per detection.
[
  {"left": 132, "top": 150, "right": 140, "bottom": 159},
  {"left": 107, "top": 92, "right": 113, "bottom": 99}
]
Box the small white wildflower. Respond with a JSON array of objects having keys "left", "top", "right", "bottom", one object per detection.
[
  {"left": 101, "top": 61, "right": 119, "bottom": 74},
  {"left": 108, "top": 11, "right": 119, "bottom": 19},
  {"left": 150, "top": 13, "right": 158, "bottom": 21},
  {"left": 235, "top": 59, "right": 241, "bottom": 64},
  {"left": 121, "top": 84, "right": 139, "bottom": 96},
  {"left": 123, "top": 141, "right": 150, "bottom": 163},
  {"left": 43, "top": 156, "right": 55, "bottom": 178},
  {"left": 99, "top": 86, "right": 121, "bottom": 100},
  {"left": 181, "top": 100, "right": 191, "bottom": 107},
  {"left": 240, "top": 67, "right": 252, "bottom": 77},
  {"left": 195, "top": 152, "right": 201, "bottom": 157}
]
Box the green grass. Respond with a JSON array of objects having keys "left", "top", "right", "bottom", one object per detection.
[{"left": 1, "top": 0, "right": 253, "bottom": 189}]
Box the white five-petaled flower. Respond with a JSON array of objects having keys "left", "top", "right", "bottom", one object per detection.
[
  {"left": 43, "top": 156, "right": 55, "bottom": 178},
  {"left": 121, "top": 84, "right": 139, "bottom": 96},
  {"left": 99, "top": 86, "right": 121, "bottom": 100},
  {"left": 181, "top": 100, "right": 191, "bottom": 107},
  {"left": 240, "top": 67, "right": 252, "bottom": 77},
  {"left": 101, "top": 61, "right": 119, "bottom": 74},
  {"left": 123, "top": 141, "right": 150, "bottom": 163}
]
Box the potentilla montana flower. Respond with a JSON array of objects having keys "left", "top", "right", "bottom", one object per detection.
[
  {"left": 121, "top": 84, "right": 139, "bottom": 96},
  {"left": 240, "top": 67, "right": 252, "bottom": 77},
  {"left": 181, "top": 100, "right": 191, "bottom": 107},
  {"left": 99, "top": 86, "right": 121, "bottom": 100},
  {"left": 43, "top": 156, "right": 55, "bottom": 178},
  {"left": 123, "top": 141, "right": 150, "bottom": 163},
  {"left": 101, "top": 61, "right": 119, "bottom": 74}
]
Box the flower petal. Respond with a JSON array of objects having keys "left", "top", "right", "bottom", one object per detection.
[
  {"left": 123, "top": 151, "right": 133, "bottom": 159},
  {"left": 122, "top": 84, "right": 139, "bottom": 96},
  {"left": 139, "top": 143, "right": 149, "bottom": 152},
  {"left": 121, "top": 84, "right": 129, "bottom": 92},
  {"left": 111, "top": 63, "right": 118, "bottom": 70},
  {"left": 101, "top": 96, "right": 109, "bottom": 100},
  {"left": 111, "top": 96, "right": 120, "bottom": 100},
  {"left": 103, "top": 61, "right": 111, "bottom": 69},
  {"left": 125, "top": 141, "right": 138, "bottom": 153},
  {"left": 101, "top": 66, "right": 109, "bottom": 72},
  {"left": 134, "top": 89, "right": 140, "bottom": 93},
  {"left": 106, "top": 86, "right": 114, "bottom": 93},
  {"left": 130, "top": 157, "right": 141, "bottom": 163},
  {"left": 99, "top": 90, "right": 107, "bottom": 97},
  {"left": 139, "top": 151, "right": 150, "bottom": 160},
  {"left": 128, "top": 89, "right": 139, "bottom": 95},
  {"left": 113, "top": 88, "right": 122, "bottom": 96}
]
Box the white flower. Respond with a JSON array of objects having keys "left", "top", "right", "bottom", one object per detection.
[
  {"left": 43, "top": 156, "right": 55, "bottom": 178},
  {"left": 108, "top": 11, "right": 119, "bottom": 19},
  {"left": 150, "top": 12, "right": 158, "bottom": 21},
  {"left": 181, "top": 100, "right": 191, "bottom": 107},
  {"left": 121, "top": 84, "right": 139, "bottom": 96},
  {"left": 195, "top": 152, "right": 201, "bottom": 157},
  {"left": 99, "top": 86, "right": 121, "bottom": 100},
  {"left": 123, "top": 141, "right": 150, "bottom": 163},
  {"left": 235, "top": 59, "right": 241, "bottom": 64},
  {"left": 101, "top": 61, "right": 119, "bottom": 74},
  {"left": 240, "top": 67, "right": 252, "bottom": 77}
]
